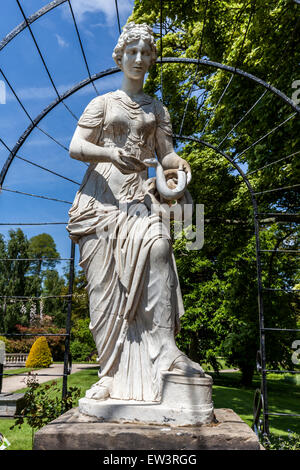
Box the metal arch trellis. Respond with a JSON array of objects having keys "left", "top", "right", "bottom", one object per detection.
[
  {"left": 0, "top": 0, "right": 298, "bottom": 439},
  {"left": 0, "top": 60, "right": 299, "bottom": 436},
  {"left": 1, "top": 57, "right": 299, "bottom": 187}
]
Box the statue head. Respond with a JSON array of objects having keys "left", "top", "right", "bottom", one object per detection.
[{"left": 112, "top": 22, "right": 157, "bottom": 70}]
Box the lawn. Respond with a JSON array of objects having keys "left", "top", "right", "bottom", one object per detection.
[
  {"left": 0, "top": 366, "right": 299, "bottom": 450},
  {"left": 2, "top": 367, "right": 38, "bottom": 376},
  {"left": 211, "top": 372, "right": 300, "bottom": 437}
]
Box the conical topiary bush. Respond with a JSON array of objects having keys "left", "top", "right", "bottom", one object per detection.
[{"left": 25, "top": 336, "right": 53, "bottom": 368}]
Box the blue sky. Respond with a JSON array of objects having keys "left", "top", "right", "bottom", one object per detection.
[{"left": 0, "top": 0, "right": 135, "bottom": 272}]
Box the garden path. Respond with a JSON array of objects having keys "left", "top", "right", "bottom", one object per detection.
[{"left": 1, "top": 363, "right": 98, "bottom": 393}]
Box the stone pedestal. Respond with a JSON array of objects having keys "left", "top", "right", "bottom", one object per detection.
[
  {"left": 79, "top": 373, "right": 214, "bottom": 426},
  {"left": 0, "top": 392, "right": 25, "bottom": 417},
  {"left": 33, "top": 408, "right": 261, "bottom": 450}
]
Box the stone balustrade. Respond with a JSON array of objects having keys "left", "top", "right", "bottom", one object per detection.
[{"left": 4, "top": 353, "right": 28, "bottom": 366}]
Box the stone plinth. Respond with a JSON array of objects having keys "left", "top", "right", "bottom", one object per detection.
[
  {"left": 0, "top": 393, "right": 25, "bottom": 417},
  {"left": 33, "top": 408, "right": 261, "bottom": 450},
  {"left": 79, "top": 373, "right": 214, "bottom": 426}
]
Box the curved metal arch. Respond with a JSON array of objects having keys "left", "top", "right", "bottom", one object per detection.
[
  {"left": 0, "top": 66, "right": 120, "bottom": 186},
  {"left": 1, "top": 57, "right": 299, "bottom": 187},
  {"left": 162, "top": 58, "right": 300, "bottom": 113},
  {"left": 0, "top": 0, "right": 68, "bottom": 51},
  {"left": 175, "top": 134, "right": 255, "bottom": 196},
  {"left": 175, "top": 133, "right": 268, "bottom": 435}
]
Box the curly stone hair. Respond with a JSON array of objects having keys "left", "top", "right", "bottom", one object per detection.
[{"left": 112, "top": 22, "right": 157, "bottom": 68}]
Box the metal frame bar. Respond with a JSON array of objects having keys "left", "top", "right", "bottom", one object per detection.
[
  {"left": 15, "top": 0, "right": 78, "bottom": 121},
  {"left": 0, "top": 66, "right": 120, "bottom": 186},
  {"left": 0, "top": 222, "right": 67, "bottom": 225},
  {"left": 174, "top": 133, "right": 270, "bottom": 436},
  {"left": 247, "top": 150, "right": 300, "bottom": 176},
  {"left": 0, "top": 0, "right": 68, "bottom": 52},
  {"left": 0, "top": 242, "right": 74, "bottom": 397},
  {"left": 254, "top": 183, "right": 300, "bottom": 196},
  {"left": 173, "top": 132, "right": 299, "bottom": 436},
  {"left": 235, "top": 113, "right": 297, "bottom": 162},
  {"left": 115, "top": 0, "right": 121, "bottom": 35},
  {"left": 160, "top": 0, "right": 164, "bottom": 102},
  {"left": 178, "top": 0, "right": 209, "bottom": 136},
  {"left": 0, "top": 67, "right": 70, "bottom": 153},
  {"left": 199, "top": 2, "right": 255, "bottom": 137},
  {"left": 62, "top": 240, "right": 75, "bottom": 403},
  {"left": 14, "top": 155, "right": 80, "bottom": 186},
  {"left": 0, "top": 187, "right": 72, "bottom": 204},
  {"left": 217, "top": 90, "right": 268, "bottom": 149},
  {"left": 67, "top": 0, "right": 99, "bottom": 97}
]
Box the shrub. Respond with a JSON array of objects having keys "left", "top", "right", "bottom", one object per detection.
[
  {"left": 25, "top": 336, "right": 53, "bottom": 368},
  {"left": 11, "top": 374, "right": 81, "bottom": 431},
  {"left": 70, "top": 340, "right": 94, "bottom": 362},
  {"left": 10, "top": 325, "right": 65, "bottom": 361},
  {"left": 261, "top": 432, "right": 300, "bottom": 450},
  {"left": 0, "top": 335, "right": 10, "bottom": 351},
  {"left": 70, "top": 318, "right": 96, "bottom": 361}
]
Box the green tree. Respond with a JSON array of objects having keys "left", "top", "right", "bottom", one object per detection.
[
  {"left": 70, "top": 317, "right": 96, "bottom": 362},
  {"left": 130, "top": 0, "right": 299, "bottom": 384},
  {"left": 28, "top": 233, "right": 61, "bottom": 321},
  {"left": 2, "top": 229, "right": 31, "bottom": 332},
  {"left": 42, "top": 269, "right": 66, "bottom": 328},
  {"left": 61, "top": 268, "right": 89, "bottom": 322},
  {"left": 28, "top": 233, "right": 60, "bottom": 278},
  {"left": 0, "top": 230, "right": 65, "bottom": 333}
]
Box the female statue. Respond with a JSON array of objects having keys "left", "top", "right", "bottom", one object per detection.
[{"left": 67, "top": 23, "right": 204, "bottom": 403}]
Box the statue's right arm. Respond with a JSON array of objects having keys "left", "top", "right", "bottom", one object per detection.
[
  {"left": 69, "top": 125, "right": 116, "bottom": 164},
  {"left": 69, "top": 126, "right": 141, "bottom": 174}
]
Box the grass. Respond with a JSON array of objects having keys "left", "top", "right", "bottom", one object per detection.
[
  {"left": 0, "top": 366, "right": 98, "bottom": 451},
  {"left": 0, "top": 366, "right": 299, "bottom": 450},
  {"left": 3, "top": 367, "right": 38, "bottom": 376},
  {"left": 211, "top": 371, "right": 300, "bottom": 436},
  {"left": 0, "top": 418, "right": 33, "bottom": 451}
]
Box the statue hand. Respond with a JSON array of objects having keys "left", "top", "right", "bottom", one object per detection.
[
  {"left": 111, "top": 148, "right": 147, "bottom": 174},
  {"left": 176, "top": 157, "right": 192, "bottom": 185},
  {"left": 161, "top": 154, "right": 192, "bottom": 184}
]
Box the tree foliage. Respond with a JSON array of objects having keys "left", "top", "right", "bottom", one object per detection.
[
  {"left": 130, "top": 0, "right": 300, "bottom": 384},
  {"left": 0, "top": 230, "right": 66, "bottom": 333},
  {"left": 0, "top": 229, "right": 92, "bottom": 362}
]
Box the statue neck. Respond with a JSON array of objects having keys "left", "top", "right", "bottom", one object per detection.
[{"left": 121, "top": 75, "right": 145, "bottom": 99}]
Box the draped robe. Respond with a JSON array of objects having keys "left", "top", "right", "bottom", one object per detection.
[{"left": 67, "top": 90, "right": 185, "bottom": 401}]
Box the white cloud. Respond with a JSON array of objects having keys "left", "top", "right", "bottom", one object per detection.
[
  {"left": 55, "top": 34, "right": 69, "bottom": 48},
  {"left": 67, "top": 0, "right": 133, "bottom": 25}
]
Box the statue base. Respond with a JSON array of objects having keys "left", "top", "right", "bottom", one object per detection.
[
  {"left": 79, "top": 372, "right": 214, "bottom": 426},
  {"left": 33, "top": 408, "right": 261, "bottom": 450},
  {"left": 0, "top": 392, "right": 25, "bottom": 417}
]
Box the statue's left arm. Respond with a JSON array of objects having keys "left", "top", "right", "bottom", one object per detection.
[{"left": 155, "top": 102, "right": 192, "bottom": 184}]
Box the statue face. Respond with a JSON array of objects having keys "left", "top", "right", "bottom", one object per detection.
[{"left": 121, "top": 38, "right": 152, "bottom": 80}]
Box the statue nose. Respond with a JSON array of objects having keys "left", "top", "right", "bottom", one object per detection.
[{"left": 135, "top": 52, "right": 142, "bottom": 63}]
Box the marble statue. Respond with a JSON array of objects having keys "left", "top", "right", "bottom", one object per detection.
[{"left": 67, "top": 22, "right": 206, "bottom": 406}]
